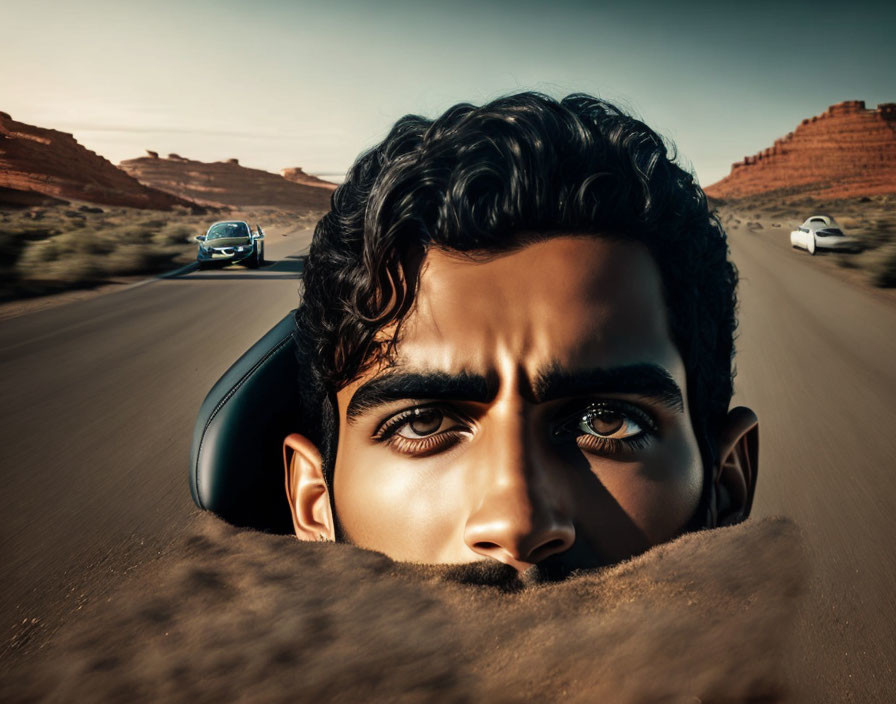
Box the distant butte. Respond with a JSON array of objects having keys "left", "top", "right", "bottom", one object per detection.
[
  {"left": 0, "top": 112, "right": 195, "bottom": 210},
  {"left": 120, "top": 154, "right": 333, "bottom": 209},
  {"left": 705, "top": 101, "right": 896, "bottom": 201},
  {"left": 281, "top": 167, "right": 337, "bottom": 191}
]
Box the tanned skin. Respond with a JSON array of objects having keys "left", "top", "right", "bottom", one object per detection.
[{"left": 285, "top": 236, "right": 758, "bottom": 572}]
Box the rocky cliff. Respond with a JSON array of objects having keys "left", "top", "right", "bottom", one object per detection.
[
  {"left": 705, "top": 101, "right": 896, "bottom": 200},
  {"left": 120, "top": 156, "right": 333, "bottom": 209},
  {"left": 0, "top": 112, "right": 195, "bottom": 210},
  {"left": 280, "top": 167, "right": 337, "bottom": 191}
]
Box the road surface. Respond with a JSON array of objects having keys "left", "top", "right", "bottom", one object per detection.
[
  {"left": 730, "top": 224, "right": 896, "bottom": 700},
  {"left": 0, "top": 225, "right": 314, "bottom": 661},
  {"left": 1, "top": 221, "right": 894, "bottom": 698}
]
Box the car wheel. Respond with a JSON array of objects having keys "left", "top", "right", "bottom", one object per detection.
[
  {"left": 257, "top": 246, "right": 264, "bottom": 267},
  {"left": 808, "top": 235, "right": 816, "bottom": 255}
]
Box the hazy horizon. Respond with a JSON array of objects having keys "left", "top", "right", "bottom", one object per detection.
[{"left": 3, "top": 0, "right": 894, "bottom": 186}]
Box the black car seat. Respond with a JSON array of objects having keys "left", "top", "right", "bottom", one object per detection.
[{"left": 189, "top": 311, "right": 303, "bottom": 533}]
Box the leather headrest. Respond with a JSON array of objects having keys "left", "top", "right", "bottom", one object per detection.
[{"left": 189, "top": 311, "right": 301, "bottom": 533}]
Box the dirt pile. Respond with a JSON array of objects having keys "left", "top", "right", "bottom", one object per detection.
[
  {"left": 281, "top": 167, "right": 337, "bottom": 191},
  {"left": 0, "top": 112, "right": 195, "bottom": 210},
  {"left": 2, "top": 515, "right": 807, "bottom": 703},
  {"left": 705, "top": 101, "right": 896, "bottom": 200},
  {"left": 120, "top": 155, "right": 333, "bottom": 209}
]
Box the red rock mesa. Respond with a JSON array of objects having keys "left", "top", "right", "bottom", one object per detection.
[
  {"left": 120, "top": 155, "right": 333, "bottom": 209},
  {"left": 704, "top": 101, "right": 896, "bottom": 200},
  {"left": 0, "top": 112, "right": 195, "bottom": 210},
  {"left": 280, "top": 167, "right": 337, "bottom": 191}
]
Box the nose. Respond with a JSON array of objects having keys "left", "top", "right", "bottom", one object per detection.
[{"left": 463, "top": 461, "right": 575, "bottom": 571}]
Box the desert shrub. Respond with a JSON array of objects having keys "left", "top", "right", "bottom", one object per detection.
[
  {"left": 47, "top": 231, "right": 115, "bottom": 256},
  {"left": 0, "top": 232, "right": 28, "bottom": 268},
  {"left": 105, "top": 224, "right": 155, "bottom": 243},
  {"left": 18, "top": 238, "right": 69, "bottom": 265},
  {"left": 1, "top": 224, "right": 61, "bottom": 241},
  {"left": 100, "top": 244, "right": 180, "bottom": 277},
  {"left": 89, "top": 218, "right": 113, "bottom": 230},
  {"left": 156, "top": 222, "right": 195, "bottom": 245},
  {"left": 78, "top": 235, "right": 115, "bottom": 255},
  {"left": 874, "top": 216, "right": 894, "bottom": 231},
  {"left": 859, "top": 224, "right": 891, "bottom": 251},
  {"left": 138, "top": 218, "right": 169, "bottom": 230},
  {"left": 836, "top": 255, "right": 858, "bottom": 269},
  {"left": 0, "top": 273, "right": 21, "bottom": 300},
  {"left": 869, "top": 244, "right": 896, "bottom": 288},
  {"left": 40, "top": 255, "right": 105, "bottom": 284}
]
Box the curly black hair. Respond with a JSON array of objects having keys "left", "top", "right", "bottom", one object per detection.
[{"left": 295, "top": 91, "right": 737, "bottom": 485}]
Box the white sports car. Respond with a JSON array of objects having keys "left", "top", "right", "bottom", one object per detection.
[{"left": 790, "top": 215, "right": 859, "bottom": 255}]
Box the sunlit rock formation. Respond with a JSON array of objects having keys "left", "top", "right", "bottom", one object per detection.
[{"left": 705, "top": 101, "right": 896, "bottom": 200}]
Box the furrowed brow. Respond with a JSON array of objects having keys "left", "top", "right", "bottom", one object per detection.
[
  {"left": 531, "top": 363, "right": 684, "bottom": 411},
  {"left": 346, "top": 371, "right": 497, "bottom": 422}
]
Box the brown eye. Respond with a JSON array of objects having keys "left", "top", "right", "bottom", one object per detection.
[
  {"left": 378, "top": 406, "right": 472, "bottom": 458},
  {"left": 552, "top": 402, "right": 656, "bottom": 457},
  {"left": 407, "top": 409, "right": 444, "bottom": 437},
  {"left": 585, "top": 410, "right": 624, "bottom": 436},
  {"left": 576, "top": 407, "right": 646, "bottom": 440}
]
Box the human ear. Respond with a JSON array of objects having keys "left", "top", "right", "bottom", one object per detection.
[
  {"left": 709, "top": 406, "right": 759, "bottom": 527},
  {"left": 283, "top": 433, "right": 335, "bottom": 541}
]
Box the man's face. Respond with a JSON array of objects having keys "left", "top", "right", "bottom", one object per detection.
[{"left": 327, "top": 235, "right": 704, "bottom": 570}]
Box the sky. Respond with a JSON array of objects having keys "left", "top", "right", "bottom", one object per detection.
[{"left": 2, "top": 0, "right": 894, "bottom": 186}]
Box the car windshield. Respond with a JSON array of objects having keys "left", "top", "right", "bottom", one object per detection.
[
  {"left": 206, "top": 222, "right": 250, "bottom": 240},
  {"left": 816, "top": 228, "right": 844, "bottom": 237}
]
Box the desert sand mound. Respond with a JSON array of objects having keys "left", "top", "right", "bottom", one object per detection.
[
  {"left": 120, "top": 155, "right": 333, "bottom": 210},
  {"left": 0, "top": 113, "right": 194, "bottom": 210},
  {"left": 3, "top": 515, "right": 806, "bottom": 703},
  {"left": 705, "top": 101, "right": 896, "bottom": 201}
]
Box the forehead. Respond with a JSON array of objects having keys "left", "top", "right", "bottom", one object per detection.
[{"left": 388, "top": 235, "right": 679, "bottom": 377}]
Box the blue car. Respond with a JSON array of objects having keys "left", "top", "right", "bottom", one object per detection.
[{"left": 195, "top": 220, "right": 265, "bottom": 269}]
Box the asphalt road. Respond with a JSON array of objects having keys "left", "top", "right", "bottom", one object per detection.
[
  {"left": 730, "top": 225, "right": 896, "bottom": 700},
  {"left": 0, "top": 225, "right": 315, "bottom": 659},
  {"left": 1, "top": 221, "right": 895, "bottom": 698}
]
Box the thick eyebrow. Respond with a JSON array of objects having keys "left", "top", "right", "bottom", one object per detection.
[
  {"left": 346, "top": 370, "right": 498, "bottom": 422},
  {"left": 346, "top": 363, "right": 684, "bottom": 422},
  {"left": 530, "top": 362, "right": 684, "bottom": 411}
]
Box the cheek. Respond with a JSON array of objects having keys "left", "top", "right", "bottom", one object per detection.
[
  {"left": 588, "top": 427, "right": 703, "bottom": 543},
  {"left": 332, "top": 442, "right": 471, "bottom": 562}
]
